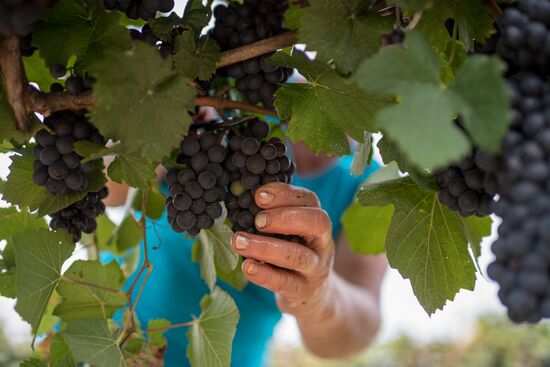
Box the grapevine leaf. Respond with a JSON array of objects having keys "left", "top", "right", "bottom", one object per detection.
[
  {"left": 13, "top": 229, "right": 74, "bottom": 334},
  {"left": 0, "top": 207, "right": 48, "bottom": 249},
  {"left": 187, "top": 287, "right": 239, "bottom": 367},
  {"left": 0, "top": 269, "right": 16, "bottom": 298},
  {"left": 440, "top": 39, "right": 468, "bottom": 85},
  {"left": 108, "top": 155, "right": 156, "bottom": 189},
  {"left": 461, "top": 216, "right": 492, "bottom": 260},
  {"left": 149, "top": 13, "right": 187, "bottom": 41},
  {"left": 50, "top": 333, "right": 75, "bottom": 367},
  {"left": 20, "top": 358, "right": 47, "bottom": 367},
  {"left": 1, "top": 243, "right": 15, "bottom": 270},
  {"left": 342, "top": 203, "right": 394, "bottom": 255},
  {"left": 194, "top": 223, "right": 238, "bottom": 290},
  {"left": 377, "top": 136, "right": 438, "bottom": 192},
  {"left": 284, "top": 2, "right": 304, "bottom": 30},
  {"left": 375, "top": 83, "right": 470, "bottom": 169},
  {"left": 182, "top": 0, "right": 212, "bottom": 32},
  {"left": 114, "top": 215, "right": 143, "bottom": 252},
  {"left": 0, "top": 83, "right": 40, "bottom": 143},
  {"left": 356, "top": 32, "right": 508, "bottom": 168},
  {"left": 89, "top": 42, "right": 195, "bottom": 162},
  {"left": 146, "top": 319, "right": 171, "bottom": 347},
  {"left": 173, "top": 32, "right": 220, "bottom": 81},
  {"left": 217, "top": 257, "right": 248, "bottom": 291},
  {"left": 3, "top": 148, "right": 106, "bottom": 216},
  {"left": 23, "top": 52, "right": 57, "bottom": 92},
  {"left": 73, "top": 140, "right": 112, "bottom": 161},
  {"left": 350, "top": 131, "right": 373, "bottom": 176},
  {"left": 450, "top": 56, "right": 511, "bottom": 151},
  {"left": 95, "top": 215, "right": 117, "bottom": 253},
  {"left": 54, "top": 260, "right": 127, "bottom": 321},
  {"left": 271, "top": 51, "right": 390, "bottom": 156},
  {"left": 32, "top": 0, "right": 129, "bottom": 71},
  {"left": 415, "top": 0, "right": 495, "bottom": 51},
  {"left": 64, "top": 319, "right": 126, "bottom": 367},
  {"left": 299, "top": 0, "right": 393, "bottom": 74},
  {"left": 132, "top": 187, "right": 166, "bottom": 220},
  {"left": 358, "top": 177, "right": 490, "bottom": 314}
]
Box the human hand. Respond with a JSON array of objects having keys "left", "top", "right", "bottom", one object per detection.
[{"left": 231, "top": 183, "right": 336, "bottom": 319}]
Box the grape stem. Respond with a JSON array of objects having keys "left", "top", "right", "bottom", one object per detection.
[
  {"left": 481, "top": 0, "right": 503, "bottom": 19},
  {"left": 0, "top": 31, "right": 296, "bottom": 130},
  {"left": 195, "top": 96, "right": 278, "bottom": 117},
  {"left": 217, "top": 31, "right": 298, "bottom": 68},
  {"left": 119, "top": 190, "right": 153, "bottom": 347}
]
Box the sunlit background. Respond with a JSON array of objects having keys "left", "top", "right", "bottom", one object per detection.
[{"left": 2, "top": 1, "right": 548, "bottom": 366}]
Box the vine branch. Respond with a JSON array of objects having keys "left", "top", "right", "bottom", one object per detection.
[
  {"left": 0, "top": 31, "right": 296, "bottom": 130},
  {"left": 217, "top": 31, "right": 297, "bottom": 68},
  {"left": 195, "top": 96, "right": 278, "bottom": 117}
]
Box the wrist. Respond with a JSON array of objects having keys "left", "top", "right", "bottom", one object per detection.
[{"left": 295, "top": 272, "right": 341, "bottom": 326}]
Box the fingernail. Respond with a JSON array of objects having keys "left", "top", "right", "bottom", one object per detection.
[
  {"left": 258, "top": 191, "right": 274, "bottom": 204},
  {"left": 234, "top": 235, "right": 249, "bottom": 250},
  {"left": 246, "top": 262, "right": 258, "bottom": 275},
  {"left": 255, "top": 213, "right": 269, "bottom": 229}
]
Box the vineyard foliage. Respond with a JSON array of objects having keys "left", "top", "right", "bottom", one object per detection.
[{"left": 0, "top": 0, "right": 517, "bottom": 366}]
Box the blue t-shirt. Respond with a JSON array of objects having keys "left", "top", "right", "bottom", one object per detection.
[{"left": 126, "top": 157, "right": 378, "bottom": 367}]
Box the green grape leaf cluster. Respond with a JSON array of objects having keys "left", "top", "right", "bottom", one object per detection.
[{"left": 356, "top": 31, "right": 509, "bottom": 169}]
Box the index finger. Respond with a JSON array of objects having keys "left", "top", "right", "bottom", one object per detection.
[{"left": 255, "top": 182, "right": 320, "bottom": 209}]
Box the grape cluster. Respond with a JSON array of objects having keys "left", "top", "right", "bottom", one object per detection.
[
  {"left": 48, "top": 66, "right": 96, "bottom": 95},
  {"left": 130, "top": 24, "right": 180, "bottom": 59},
  {"left": 0, "top": 0, "right": 46, "bottom": 37},
  {"left": 103, "top": 0, "right": 174, "bottom": 20},
  {"left": 50, "top": 188, "right": 109, "bottom": 242},
  {"left": 497, "top": 0, "right": 550, "bottom": 74},
  {"left": 210, "top": 0, "right": 292, "bottom": 107},
  {"left": 487, "top": 73, "right": 550, "bottom": 323},
  {"left": 436, "top": 150, "right": 498, "bottom": 217},
  {"left": 33, "top": 110, "right": 105, "bottom": 196},
  {"left": 224, "top": 119, "right": 295, "bottom": 233},
  {"left": 165, "top": 131, "right": 229, "bottom": 236},
  {"left": 19, "top": 34, "right": 36, "bottom": 57}
]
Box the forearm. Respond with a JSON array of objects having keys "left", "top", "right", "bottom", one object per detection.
[{"left": 295, "top": 273, "right": 382, "bottom": 359}]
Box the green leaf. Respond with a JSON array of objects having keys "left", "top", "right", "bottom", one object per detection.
[
  {"left": 272, "top": 51, "right": 389, "bottom": 156},
  {"left": 350, "top": 131, "right": 373, "bottom": 176},
  {"left": 461, "top": 215, "right": 492, "bottom": 260},
  {"left": 182, "top": 0, "right": 212, "bottom": 32},
  {"left": 0, "top": 84, "right": 40, "bottom": 144},
  {"left": 114, "top": 215, "right": 143, "bottom": 252},
  {"left": 32, "top": 0, "right": 129, "bottom": 71},
  {"left": 147, "top": 319, "right": 171, "bottom": 347},
  {"left": 13, "top": 229, "right": 74, "bottom": 334},
  {"left": 0, "top": 269, "right": 16, "bottom": 298},
  {"left": 1, "top": 243, "right": 15, "bottom": 270},
  {"left": 23, "top": 52, "right": 57, "bottom": 92},
  {"left": 50, "top": 333, "right": 75, "bottom": 367},
  {"left": 450, "top": 56, "right": 511, "bottom": 151},
  {"left": 357, "top": 177, "right": 490, "bottom": 314},
  {"left": 356, "top": 32, "right": 509, "bottom": 168},
  {"left": 3, "top": 148, "right": 107, "bottom": 216},
  {"left": 377, "top": 136, "right": 438, "bottom": 192},
  {"left": 284, "top": 2, "right": 303, "bottom": 30},
  {"left": 149, "top": 13, "right": 187, "bottom": 41},
  {"left": 299, "top": 0, "right": 393, "bottom": 74},
  {"left": 0, "top": 207, "right": 48, "bottom": 250},
  {"left": 64, "top": 319, "right": 126, "bottom": 367},
  {"left": 194, "top": 223, "right": 238, "bottom": 290},
  {"left": 132, "top": 187, "right": 166, "bottom": 220},
  {"left": 416, "top": 0, "right": 495, "bottom": 51},
  {"left": 217, "top": 258, "right": 248, "bottom": 291},
  {"left": 342, "top": 203, "right": 393, "bottom": 255},
  {"left": 108, "top": 154, "right": 156, "bottom": 189},
  {"left": 173, "top": 32, "right": 220, "bottom": 81},
  {"left": 95, "top": 215, "right": 118, "bottom": 252},
  {"left": 187, "top": 287, "right": 239, "bottom": 367},
  {"left": 20, "top": 358, "right": 47, "bottom": 367},
  {"left": 54, "top": 260, "right": 127, "bottom": 321},
  {"left": 89, "top": 43, "right": 195, "bottom": 162}
]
